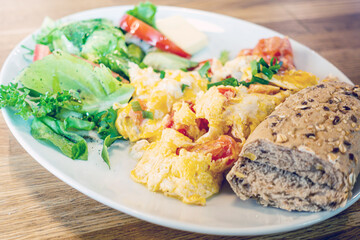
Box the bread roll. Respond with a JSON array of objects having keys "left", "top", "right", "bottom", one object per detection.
[{"left": 226, "top": 81, "right": 360, "bottom": 211}]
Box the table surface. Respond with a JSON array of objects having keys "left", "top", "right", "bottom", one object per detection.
[{"left": 1, "top": 0, "right": 360, "bottom": 239}]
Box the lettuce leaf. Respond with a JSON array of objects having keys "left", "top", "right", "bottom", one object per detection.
[
  {"left": 31, "top": 117, "right": 88, "bottom": 160},
  {"left": 64, "top": 117, "right": 95, "bottom": 131},
  {"left": 101, "top": 135, "right": 123, "bottom": 168},
  {"left": 92, "top": 107, "right": 119, "bottom": 139},
  {"left": 17, "top": 50, "right": 134, "bottom": 114},
  {"left": 127, "top": 2, "right": 157, "bottom": 28},
  {"left": 36, "top": 18, "right": 127, "bottom": 61},
  {"left": 80, "top": 29, "right": 125, "bottom": 62}
]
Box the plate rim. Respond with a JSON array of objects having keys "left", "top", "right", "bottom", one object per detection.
[{"left": 0, "top": 5, "right": 358, "bottom": 236}]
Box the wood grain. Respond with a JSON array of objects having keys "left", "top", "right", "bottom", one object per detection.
[{"left": 0, "top": 0, "right": 359, "bottom": 239}]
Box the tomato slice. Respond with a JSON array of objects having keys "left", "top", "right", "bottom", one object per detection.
[
  {"left": 33, "top": 44, "right": 51, "bottom": 62},
  {"left": 120, "top": 14, "right": 191, "bottom": 59}
]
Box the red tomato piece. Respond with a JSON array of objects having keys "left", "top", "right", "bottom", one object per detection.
[
  {"left": 217, "top": 87, "right": 236, "bottom": 99},
  {"left": 185, "top": 135, "right": 240, "bottom": 162},
  {"left": 119, "top": 14, "right": 191, "bottom": 58},
  {"left": 238, "top": 36, "right": 295, "bottom": 70},
  {"left": 33, "top": 44, "right": 51, "bottom": 62},
  {"left": 129, "top": 100, "right": 146, "bottom": 125},
  {"left": 196, "top": 118, "right": 209, "bottom": 132},
  {"left": 238, "top": 48, "right": 253, "bottom": 56}
]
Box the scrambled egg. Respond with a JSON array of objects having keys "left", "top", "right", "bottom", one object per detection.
[
  {"left": 116, "top": 63, "right": 208, "bottom": 142},
  {"left": 195, "top": 86, "right": 291, "bottom": 144},
  {"left": 271, "top": 70, "right": 319, "bottom": 91},
  {"left": 116, "top": 50, "right": 319, "bottom": 205},
  {"left": 131, "top": 129, "right": 223, "bottom": 205},
  {"left": 129, "top": 85, "right": 292, "bottom": 205},
  {"left": 210, "top": 56, "right": 257, "bottom": 82}
]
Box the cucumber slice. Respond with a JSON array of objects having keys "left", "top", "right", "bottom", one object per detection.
[{"left": 143, "top": 51, "right": 198, "bottom": 71}]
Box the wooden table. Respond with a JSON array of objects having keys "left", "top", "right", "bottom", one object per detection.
[{"left": 1, "top": 0, "right": 360, "bottom": 239}]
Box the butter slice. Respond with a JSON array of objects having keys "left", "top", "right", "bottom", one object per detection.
[{"left": 156, "top": 16, "right": 208, "bottom": 55}]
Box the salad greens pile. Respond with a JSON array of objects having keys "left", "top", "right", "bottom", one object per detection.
[
  {"left": 35, "top": 17, "right": 144, "bottom": 80},
  {"left": 2, "top": 1, "right": 202, "bottom": 167},
  {"left": 18, "top": 51, "right": 134, "bottom": 113},
  {"left": 1, "top": 51, "right": 134, "bottom": 166}
]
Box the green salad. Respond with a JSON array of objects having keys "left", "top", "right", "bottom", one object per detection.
[{"left": 0, "top": 2, "right": 209, "bottom": 167}]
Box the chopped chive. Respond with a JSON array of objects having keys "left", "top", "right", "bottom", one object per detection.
[
  {"left": 160, "top": 71, "right": 165, "bottom": 79},
  {"left": 198, "top": 61, "right": 211, "bottom": 78},
  {"left": 259, "top": 58, "right": 269, "bottom": 68},
  {"left": 270, "top": 57, "right": 276, "bottom": 66},
  {"left": 262, "top": 67, "right": 273, "bottom": 79},
  {"left": 205, "top": 73, "right": 212, "bottom": 82},
  {"left": 181, "top": 84, "right": 189, "bottom": 92},
  {"left": 251, "top": 76, "right": 270, "bottom": 85},
  {"left": 219, "top": 50, "right": 230, "bottom": 65},
  {"left": 130, "top": 101, "right": 142, "bottom": 112},
  {"left": 207, "top": 77, "right": 239, "bottom": 89},
  {"left": 250, "top": 60, "right": 258, "bottom": 75},
  {"left": 142, "top": 110, "right": 153, "bottom": 120},
  {"left": 269, "top": 65, "right": 280, "bottom": 72}
]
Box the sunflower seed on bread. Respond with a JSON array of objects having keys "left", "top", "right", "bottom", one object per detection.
[{"left": 226, "top": 81, "right": 360, "bottom": 211}]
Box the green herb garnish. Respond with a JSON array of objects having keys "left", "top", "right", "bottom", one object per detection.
[
  {"left": 207, "top": 77, "right": 239, "bottom": 89},
  {"left": 246, "top": 57, "right": 282, "bottom": 87},
  {"left": 250, "top": 60, "right": 258, "bottom": 76},
  {"left": 0, "top": 83, "right": 81, "bottom": 120},
  {"left": 142, "top": 110, "right": 154, "bottom": 120},
  {"left": 160, "top": 70, "right": 165, "bottom": 79},
  {"left": 181, "top": 84, "right": 189, "bottom": 92},
  {"left": 240, "top": 76, "right": 269, "bottom": 88},
  {"left": 130, "top": 100, "right": 154, "bottom": 120},
  {"left": 259, "top": 58, "right": 269, "bottom": 68},
  {"left": 219, "top": 50, "right": 229, "bottom": 65},
  {"left": 198, "top": 61, "right": 211, "bottom": 78},
  {"left": 130, "top": 100, "right": 142, "bottom": 112}
]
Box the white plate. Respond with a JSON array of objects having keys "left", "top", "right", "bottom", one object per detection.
[{"left": 1, "top": 5, "right": 359, "bottom": 236}]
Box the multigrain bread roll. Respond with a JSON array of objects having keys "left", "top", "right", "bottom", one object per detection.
[{"left": 226, "top": 81, "right": 360, "bottom": 211}]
